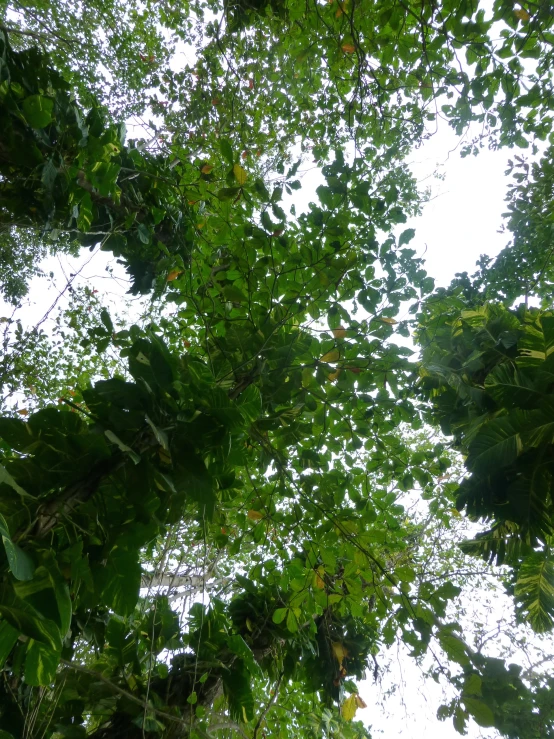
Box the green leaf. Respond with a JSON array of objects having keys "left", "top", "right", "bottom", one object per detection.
[
  {"left": 484, "top": 363, "right": 542, "bottom": 409},
  {"left": 96, "top": 549, "right": 141, "bottom": 617},
  {"left": 437, "top": 628, "right": 470, "bottom": 666},
  {"left": 104, "top": 430, "right": 141, "bottom": 464},
  {"left": 219, "top": 139, "right": 234, "bottom": 166},
  {"left": 25, "top": 639, "right": 60, "bottom": 686},
  {"left": 0, "top": 514, "right": 35, "bottom": 581},
  {"left": 0, "top": 463, "right": 33, "bottom": 498},
  {"left": 145, "top": 415, "right": 169, "bottom": 450},
  {"left": 514, "top": 551, "right": 554, "bottom": 632},
  {"left": 223, "top": 284, "right": 247, "bottom": 303},
  {"left": 462, "top": 697, "right": 495, "bottom": 728},
  {"left": 41, "top": 159, "right": 58, "bottom": 192},
  {"left": 77, "top": 192, "right": 93, "bottom": 232},
  {"left": 100, "top": 308, "right": 114, "bottom": 333},
  {"left": 236, "top": 385, "right": 262, "bottom": 423},
  {"left": 467, "top": 416, "right": 522, "bottom": 474},
  {"left": 0, "top": 620, "right": 19, "bottom": 667},
  {"left": 0, "top": 589, "right": 62, "bottom": 651},
  {"left": 40, "top": 551, "right": 72, "bottom": 636},
  {"left": 272, "top": 607, "right": 287, "bottom": 624},
  {"left": 217, "top": 187, "right": 241, "bottom": 201},
  {"left": 463, "top": 673, "right": 482, "bottom": 697},
  {"left": 398, "top": 228, "right": 415, "bottom": 247},
  {"left": 286, "top": 608, "right": 298, "bottom": 633},
  {"left": 22, "top": 95, "right": 54, "bottom": 128},
  {"left": 227, "top": 634, "right": 263, "bottom": 678}
]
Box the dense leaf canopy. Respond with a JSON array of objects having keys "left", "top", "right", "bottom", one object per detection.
[{"left": 0, "top": 0, "right": 554, "bottom": 738}]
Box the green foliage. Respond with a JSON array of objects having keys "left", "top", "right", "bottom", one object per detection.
[
  {"left": 419, "top": 300, "right": 554, "bottom": 632},
  {"left": 0, "top": 0, "right": 554, "bottom": 737}
]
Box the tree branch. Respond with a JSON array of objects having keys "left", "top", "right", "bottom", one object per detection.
[{"left": 60, "top": 659, "right": 189, "bottom": 728}]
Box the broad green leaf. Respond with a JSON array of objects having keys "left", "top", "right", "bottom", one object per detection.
[
  {"left": 0, "top": 514, "right": 34, "bottom": 581},
  {"left": 437, "top": 628, "right": 471, "bottom": 666},
  {"left": 145, "top": 415, "right": 169, "bottom": 450},
  {"left": 96, "top": 548, "right": 141, "bottom": 617},
  {"left": 462, "top": 697, "right": 495, "bottom": 728},
  {"left": 236, "top": 385, "right": 262, "bottom": 423},
  {"left": 286, "top": 607, "right": 298, "bottom": 633},
  {"left": 0, "top": 620, "right": 19, "bottom": 667},
  {"left": 40, "top": 552, "right": 72, "bottom": 636},
  {"left": 0, "top": 591, "right": 61, "bottom": 651},
  {"left": 25, "top": 639, "right": 60, "bottom": 686},
  {"left": 518, "top": 316, "right": 554, "bottom": 366},
  {"left": 514, "top": 551, "right": 554, "bottom": 632},
  {"left": 467, "top": 416, "right": 522, "bottom": 474},
  {"left": 105, "top": 430, "right": 141, "bottom": 464},
  {"left": 77, "top": 192, "right": 93, "bottom": 232},
  {"left": 22, "top": 95, "right": 54, "bottom": 128},
  {"left": 272, "top": 607, "right": 287, "bottom": 624},
  {"left": 226, "top": 634, "right": 263, "bottom": 678},
  {"left": 219, "top": 139, "right": 234, "bottom": 166},
  {"left": 463, "top": 674, "right": 482, "bottom": 697},
  {"left": 398, "top": 228, "right": 415, "bottom": 247},
  {"left": 0, "top": 463, "right": 33, "bottom": 498},
  {"left": 484, "top": 363, "right": 542, "bottom": 409}
]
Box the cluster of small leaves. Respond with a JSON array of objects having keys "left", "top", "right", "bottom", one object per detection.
[
  {"left": 0, "top": 32, "right": 198, "bottom": 294},
  {"left": 452, "top": 146, "right": 554, "bottom": 307},
  {"left": 0, "top": 0, "right": 176, "bottom": 117}
]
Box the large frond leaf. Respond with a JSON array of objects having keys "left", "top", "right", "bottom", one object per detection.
[{"left": 514, "top": 551, "right": 554, "bottom": 633}]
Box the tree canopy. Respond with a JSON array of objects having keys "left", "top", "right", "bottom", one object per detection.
[{"left": 0, "top": 1, "right": 554, "bottom": 737}]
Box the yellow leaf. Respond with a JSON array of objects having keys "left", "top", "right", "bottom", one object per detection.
[
  {"left": 167, "top": 270, "right": 182, "bottom": 282},
  {"left": 246, "top": 617, "right": 254, "bottom": 632},
  {"left": 159, "top": 448, "right": 172, "bottom": 465},
  {"left": 247, "top": 509, "right": 263, "bottom": 520},
  {"left": 321, "top": 349, "right": 340, "bottom": 363},
  {"left": 201, "top": 164, "right": 213, "bottom": 174},
  {"left": 332, "top": 326, "right": 347, "bottom": 339},
  {"left": 314, "top": 570, "right": 325, "bottom": 589},
  {"left": 331, "top": 642, "right": 348, "bottom": 669},
  {"left": 379, "top": 316, "right": 397, "bottom": 325},
  {"left": 354, "top": 694, "right": 367, "bottom": 709},
  {"left": 233, "top": 163, "right": 247, "bottom": 185},
  {"left": 327, "top": 369, "right": 341, "bottom": 382},
  {"left": 341, "top": 43, "right": 356, "bottom": 54},
  {"left": 341, "top": 694, "right": 358, "bottom": 721},
  {"left": 514, "top": 7, "right": 530, "bottom": 20},
  {"left": 17, "top": 409, "right": 28, "bottom": 416}
]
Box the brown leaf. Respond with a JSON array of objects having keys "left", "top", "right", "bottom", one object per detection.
[{"left": 247, "top": 509, "right": 263, "bottom": 521}]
